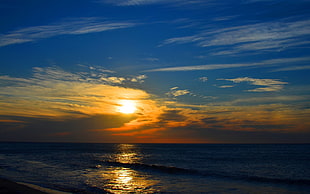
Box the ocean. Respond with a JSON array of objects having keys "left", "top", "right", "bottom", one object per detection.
[{"left": 0, "top": 143, "right": 309, "bottom": 193}]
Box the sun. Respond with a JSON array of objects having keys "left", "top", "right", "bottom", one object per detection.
[{"left": 118, "top": 100, "right": 137, "bottom": 114}]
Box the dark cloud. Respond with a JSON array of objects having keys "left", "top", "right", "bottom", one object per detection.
[
  {"left": 164, "top": 125, "right": 310, "bottom": 143},
  {"left": 157, "top": 109, "right": 186, "bottom": 122},
  {"left": 0, "top": 114, "right": 135, "bottom": 142}
]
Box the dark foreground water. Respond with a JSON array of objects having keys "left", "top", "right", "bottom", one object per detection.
[{"left": 0, "top": 143, "right": 309, "bottom": 193}]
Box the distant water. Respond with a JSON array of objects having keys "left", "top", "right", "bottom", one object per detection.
[{"left": 0, "top": 143, "right": 309, "bottom": 193}]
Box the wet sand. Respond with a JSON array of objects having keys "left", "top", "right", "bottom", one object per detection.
[{"left": 0, "top": 178, "right": 48, "bottom": 194}]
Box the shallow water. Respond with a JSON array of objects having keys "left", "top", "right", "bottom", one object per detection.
[{"left": 0, "top": 143, "right": 309, "bottom": 193}]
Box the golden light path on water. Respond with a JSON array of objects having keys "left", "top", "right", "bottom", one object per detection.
[{"left": 85, "top": 144, "right": 159, "bottom": 193}]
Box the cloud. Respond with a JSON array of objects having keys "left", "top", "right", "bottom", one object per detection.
[
  {"left": 159, "top": 35, "right": 203, "bottom": 47},
  {"left": 0, "top": 65, "right": 164, "bottom": 143},
  {"left": 164, "top": 87, "right": 212, "bottom": 100},
  {"left": 144, "top": 56, "right": 310, "bottom": 72},
  {"left": 1, "top": 67, "right": 308, "bottom": 143},
  {"left": 262, "top": 57, "right": 310, "bottom": 65},
  {"left": 170, "top": 87, "right": 179, "bottom": 90},
  {"left": 99, "top": 0, "right": 211, "bottom": 7},
  {"left": 0, "top": 114, "right": 137, "bottom": 143},
  {"left": 228, "top": 96, "right": 309, "bottom": 105},
  {"left": 199, "top": 77, "right": 208, "bottom": 82},
  {"left": 101, "top": 0, "right": 167, "bottom": 6},
  {"left": 218, "top": 77, "right": 288, "bottom": 92},
  {"left": 99, "top": 76, "right": 126, "bottom": 84},
  {"left": 143, "top": 57, "right": 159, "bottom": 62},
  {"left": 0, "top": 66, "right": 150, "bottom": 119},
  {"left": 161, "top": 19, "right": 310, "bottom": 55},
  {"left": 0, "top": 17, "right": 136, "bottom": 47},
  {"left": 166, "top": 87, "right": 190, "bottom": 97},
  {"left": 169, "top": 90, "right": 190, "bottom": 97},
  {"left": 218, "top": 85, "right": 234, "bottom": 88},
  {"left": 129, "top": 75, "right": 148, "bottom": 83},
  {"left": 212, "top": 15, "right": 238, "bottom": 22},
  {"left": 145, "top": 63, "right": 256, "bottom": 72},
  {"left": 271, "top": 65, "right": 310, "bottom": 72},
  {"left": 103, "top": 103, "right": 310, "bottom": 143}
]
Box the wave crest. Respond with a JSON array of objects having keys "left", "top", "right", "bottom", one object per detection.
[{"left": 98, "top": 161, "right": 310, "bottom": 186}]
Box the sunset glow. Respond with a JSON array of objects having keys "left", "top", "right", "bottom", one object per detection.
[
  {"left": 118, "top": 100, "right": 137, "bottom": 114},
  {"left": 0, "top": 0, "right": 309, "bottom": 143},
  {"left": 1, "top": 2, "right": 309, "bottom": 194}
]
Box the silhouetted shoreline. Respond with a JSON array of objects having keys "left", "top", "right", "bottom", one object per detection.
[{"left": 0, "top": 178, "right": 47, "bottom": 194}]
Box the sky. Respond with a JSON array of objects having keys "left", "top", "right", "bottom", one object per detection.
[{"left": 0, "top": 0, "right": 309, "bottom": 143}]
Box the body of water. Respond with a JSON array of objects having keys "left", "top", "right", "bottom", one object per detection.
[{"left": 0, "top": 143, "right": 309, "bottom": 193}]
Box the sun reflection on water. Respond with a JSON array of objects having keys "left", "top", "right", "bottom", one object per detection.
[
  {"left": 115, "top": 168, "right": 132, "bottom": 184},
  {"left": 115, "top": 144, "right": 141, "bottom": 163},
  {"left": 87, "top": 144, "right": 159, "bottom": 193}
]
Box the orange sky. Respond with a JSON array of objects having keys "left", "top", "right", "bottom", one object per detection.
[{"left": 1, "top": 67, "right": 309, "bottom": 143}]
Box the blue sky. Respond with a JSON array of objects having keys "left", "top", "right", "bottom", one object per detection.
[{"left": 0, "top": 0, "right": 309, "bottom": 143}]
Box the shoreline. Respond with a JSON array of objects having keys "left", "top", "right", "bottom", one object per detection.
[{"left": 0, "top": 178, "right": 70, "bottom": 194}]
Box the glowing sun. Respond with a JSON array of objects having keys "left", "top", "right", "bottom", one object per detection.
[{"left": 118, "top": 100, "right": 136, "bottom": 114}]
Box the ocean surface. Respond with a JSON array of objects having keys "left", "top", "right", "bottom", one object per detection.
[{"left": 0, "top": 143, "right": 309, "bottom": 193}]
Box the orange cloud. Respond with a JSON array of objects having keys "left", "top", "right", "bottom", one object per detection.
[
  {"left": 0, "top": 66, "right": 150, "bottom": 119},
  {"left": 1, "top": 66, "right": 309, "bottom": 143},
  {"left": 101, "top": 101, "right": 310, "bottom": 143}
]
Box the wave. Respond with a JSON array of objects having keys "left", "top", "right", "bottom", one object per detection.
[
  {"left": 102, "top": 161, "right": 199, "bottom": 175},
  {"left": 239, "top": 175, "right": 310, "bottom": 186},
  {"left": 99, "top": 161, "right": 310, "bottom": 186}
]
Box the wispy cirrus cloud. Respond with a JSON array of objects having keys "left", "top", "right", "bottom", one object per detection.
[
  {"left": 165, "top": 87, "right": 213, "bottom": 100},
  {"left": 218, "top": 77, "right": 288, "bottom": 92},
  {"left": 271, "top": 65, "right": 310, "bottom": 72},
  {"left": 144, "top": 56, "right": 310, "bottom": 72},
  {"left": 145, "top": 63, "right": 255, "bottom": 72},
  {"left": 218, "top": 85, "right": 234, "bottom": 88},
  {"left": 161, "top": 19, "right": 310, "bottom": 55},
  {"left": 101, "top": 0, "right": 167, "bottom": 6},
  {"left": 99, "top": 0, "right": 211, "bottom": 6},
  {"left": 0, "top": 17, "right": 137, "bottom": 47},
  {"left": 30, "top": 66, "right": 147, "bottom": 85},
  {"left": 228, "top": 95, "right": 309, "bottom": 105}
]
